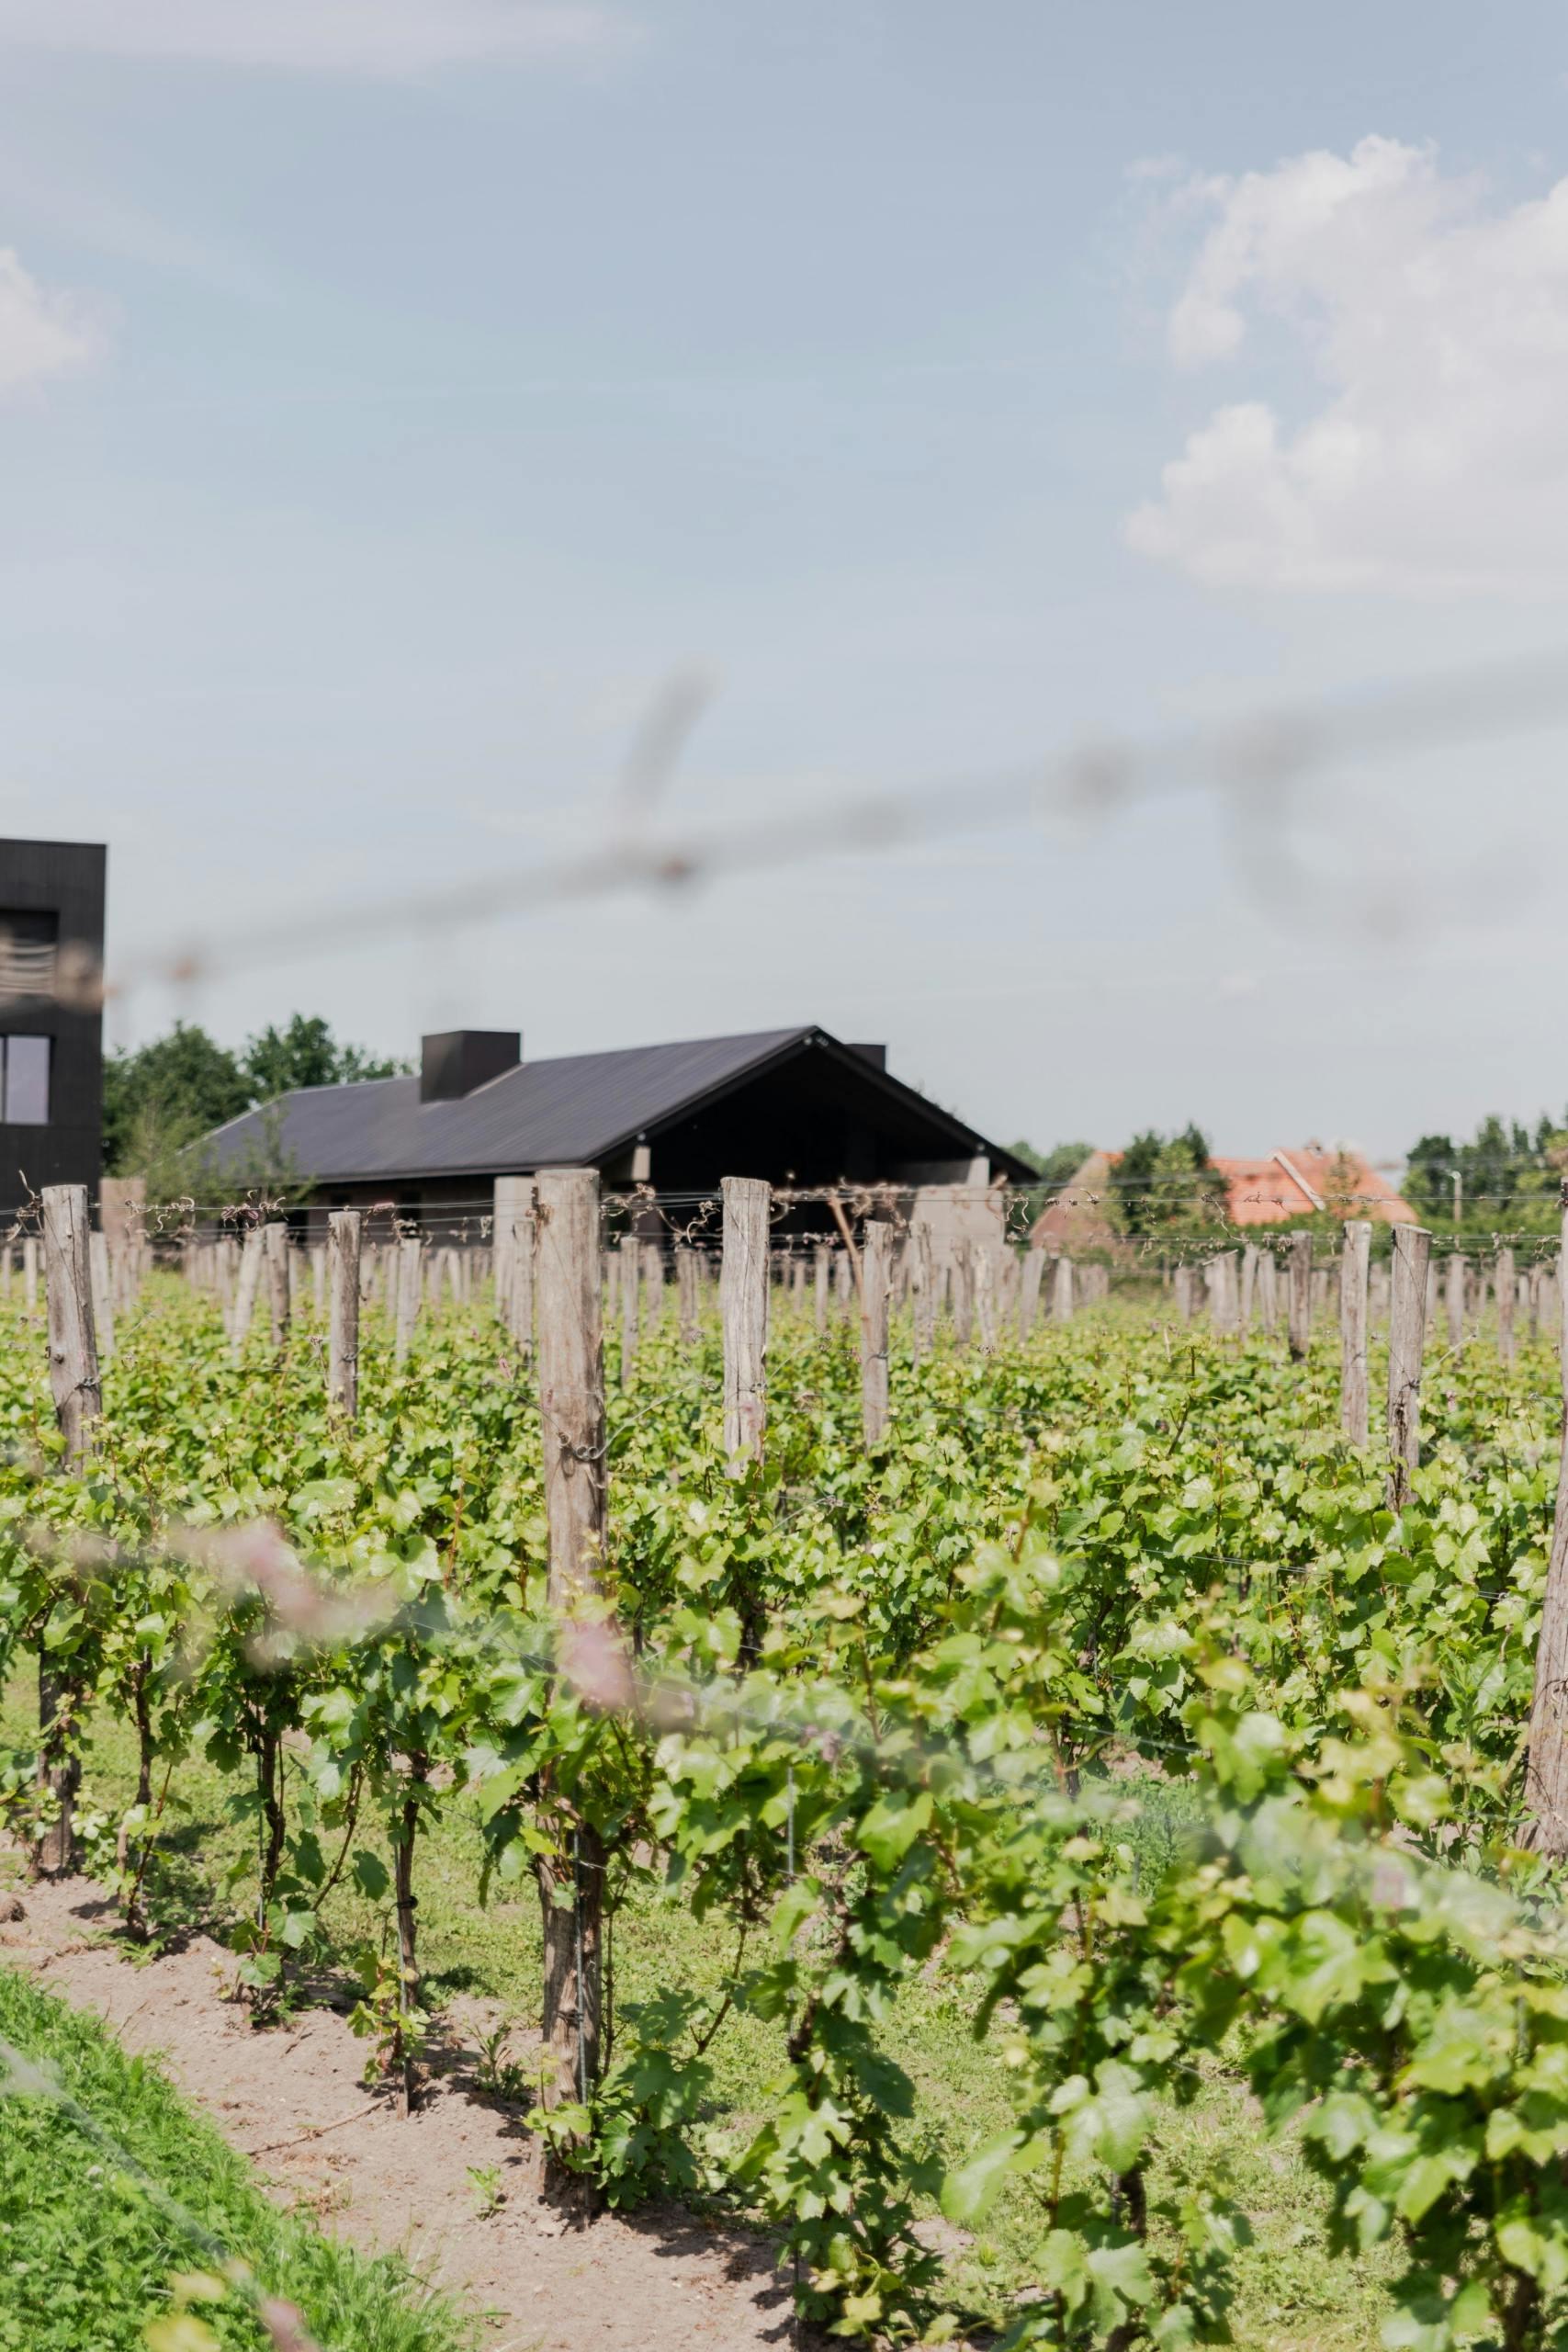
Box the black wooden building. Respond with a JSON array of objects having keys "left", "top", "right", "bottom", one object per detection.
[
  {"left": 206, "top": 1024, "right": 1030, "bottom": 1219},
  {"left": 0, "top": 838, "right": 106, "bottom": 1211}
]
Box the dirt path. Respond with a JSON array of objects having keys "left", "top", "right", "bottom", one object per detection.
[{"left": 2, "top": 1871, "right": 798, "bottom": 2352}]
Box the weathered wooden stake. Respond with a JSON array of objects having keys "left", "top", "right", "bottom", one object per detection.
[
  {"left": 1496, "top": 1245, "right": 1517, "bottom": 1369},
  {"left": 533, "top": 1168, "right": 607, "bottom": 2157},
  {"left": 1525, "top": 1182, "right": 1568, "bottom": 1849},
  {"left": 643, "top": 1239, "right": 665, "bottom": 1326},
  {"left": 677, "top": 1247, "right": 700, "bottom": 1346},
  {"left": 911, "top": 1225, "right": 936, "bottom": 1363},
  {"left": 1338, "top": 1220, "right": 1371, "bottom": 1445},
  {"left": 1211, "top": 1248, "right": 1239, "bottom": 1335},
  {"left": 1386, "top": 1223, "right": 1432, "bottom": 1508},
  {"left": 394, "top": 1237, "right": 423, "bottom": 1363},
  {"left": 1446, "top": 1250, "right": 1466, "bottom": 1352},
  {"left": 1052, "top": 1254, "right": 1075, "bottom": 1325},
  {"left": 619, "top": 1232, "right": 639, "bottom": 1385},
  {"left": 951, "top": 1240, "right": 974, "bottom": 1348},
  {"left": 328, "top": 1210, "right": 361, "bottom": 1419},
  {"left": 88, "top": 1228, "right": 115, "bottom": 1368},
  {"left": 1257, "top": 1249, "right": 1279, "bottom": 1332},
  {"left": 813, "top": 1241, "right": 830, "bottom": 1338},
  {"left": 1239, "top": 1242, "right": 1258, "bottom": 1337},
  {"left": 231, "top": 1227, "right": 265, "bottom": 1357},
  {"left": 1019, "top": 1246, "right": 1045, "bottom": 1341},
  {"left": 39, "top": 1184, "right": 101, "bottom": 1875},
  {"left": 264, "top": 1221, "right": 290, "bottom": 1348},
  {"left": 973, "top": 1244, "right": 997, "bottom": 1353},
  {"left": 861, "top": 1217, "right": 892, "bottom": 1444},
  {"left": 1287, "top": 1230, "right": 1313, "bottom": 1361},
  {"left": 721, "top": 1178, "right": 769, "bottom": 1470}
]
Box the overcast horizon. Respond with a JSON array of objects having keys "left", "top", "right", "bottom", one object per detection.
[{"left": 4, "top": 2, "right": 1568, "bottom": 1163}]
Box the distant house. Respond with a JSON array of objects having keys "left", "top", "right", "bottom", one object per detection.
[
  {"left": 206, "top": 1023, "right": 1033, "bottom": 1227},
  {"left": 1031, "top": 1151, "right": 1122, "bottom": 1255},
  {"left": 1208, "top": 1147, "right": 1416, "bottom": 1228},
  {"left": 0, "top": 838, "right": 106, "bottom": 1213},
  {"left": 1031, "top": 1141, "right": 1414, "bottom": 1250}
]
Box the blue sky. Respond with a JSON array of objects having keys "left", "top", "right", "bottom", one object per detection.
[{"left": 3, "top": 0, "right": 1567, "bottom": 1160}]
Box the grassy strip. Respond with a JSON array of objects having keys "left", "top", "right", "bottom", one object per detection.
[{"left": 0, "top": 1961, "right": 475, "bottom": 2352}]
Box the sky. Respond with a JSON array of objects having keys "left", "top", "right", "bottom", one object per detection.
[{"left": 3, "top": 0, "right": 1568, "bottom": 1164}]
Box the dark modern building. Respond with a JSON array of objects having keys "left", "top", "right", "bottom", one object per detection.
[
  {"left": 0, "top": 839, "right": 106, "bottom": 1212},
  {"left": 205, "top": 1024, "right": 1031, "bottom": 1222}
]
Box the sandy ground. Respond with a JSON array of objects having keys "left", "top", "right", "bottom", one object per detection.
[{"left": 1, "top": 1870, "right": 803, "bottom": 2352}]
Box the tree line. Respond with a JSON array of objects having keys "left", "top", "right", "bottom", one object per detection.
[
  {"left": 1012, "top": 1112, "right": 1568, "bottom": 1238},
  {"left": 104, "top": 1014, "right": 406, "bottom": 1193}
]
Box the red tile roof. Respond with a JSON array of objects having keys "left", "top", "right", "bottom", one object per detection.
[{"left": 1208, "top": 1148, "right": 1416, "bottom": 1227}]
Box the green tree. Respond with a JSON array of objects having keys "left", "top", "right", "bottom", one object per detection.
[
  {"left": 104, "top": 1013, "right": 406, "bottom": 1187},
  {"left": 102, "top": 1023, "right": 250, "bottom": 1186},
  {"left": 1404, "top": 1113, "right": 1568, "bottom": 1232},
  {"left": 1110, "top": 1123, "right": 1215, "bottom": 1237},
  {"left": 242, "top": 1014, "right": 404, "bottom": 1102}
]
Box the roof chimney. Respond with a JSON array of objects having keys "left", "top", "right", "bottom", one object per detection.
[
  {"left": 420, "top": 1030, "right": 521, "bottom": 1102},
  {"left": 847, "top": 1042, "right": 887, "bottom": 1071}
]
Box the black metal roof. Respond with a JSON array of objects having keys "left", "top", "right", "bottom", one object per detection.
[{"left": 206, "top": 1024, "right": 1032, "bottom": 1187}]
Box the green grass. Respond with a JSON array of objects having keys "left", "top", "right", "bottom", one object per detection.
[
  {"left": 0, "top": 1673, "right": 1395, "bottom": 2349},
  {"left": 0, "top": 1960, "right": 475, "bottom": 2352}
]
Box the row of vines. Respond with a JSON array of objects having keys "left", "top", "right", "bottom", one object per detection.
[{"left": 4, "top": 1261, "right": 1568, "bottom": 2348}]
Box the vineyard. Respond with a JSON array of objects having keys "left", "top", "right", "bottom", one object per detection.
[{"left": 6, "top": 1182, "right": 1568, "bottom": 2352}]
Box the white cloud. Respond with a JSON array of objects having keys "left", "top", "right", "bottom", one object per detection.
[
  {"left": 0, "top": 246, "right": 98, "bottom": 393},
  {"left": 1125, "top": 136, "right": 1568, "bottom": 595},
  {"left": 0, "top": 0, "right": 628, "bottom": 77}
]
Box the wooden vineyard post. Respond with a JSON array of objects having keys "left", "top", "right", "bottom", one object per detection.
[
  {"left": 88, "top": 1228, "right": 115, "bottom": 1369},
  {"left": 494, "top": 1177, "right": 536, "bottom": 1355},
  {"left": 1019, "top": 1247, "right": 1045, "bottom": 1341},
  {"left": 1385, "top": 1223, "right": 1432, "bottom": 1509},
  {"left": 507, "top": 1193, "right": 536, "bottom": 1359},
  {"left": 1287, "top": 1230, "right": 1313, "bottom": 1361},
  {"left": 1239, "top": 1242, "right": 1258, "bottom": 1337},
  {"left": 973, "top": 1243, "right": 997, "bottom": 1353},
  {"left": 264, "top": 1221, "right": 290, "bottom": 1348},
  {"left": 1257, "top": 1249, "right": 1278, "bottom": 1332},
  {"left": 1446, "top": 1251, "right": 1466, "bottom": 1352},
  {"left": 1525, "top": 1182, "right": 1568, "bottom": 1848},
  {"left": 231, "top": 1226, "right": 265, "bottom": 1358},
  {"left": 643, "top": 1239, "right": 665, "bottom": 1328},
  {"left": 1211, "top": 1249, "right": 1239, "bottom": 1335},
  {"left": 328, "top": 1210, "right": 361, "bottom": 1419},
  {"left": 533, "top": 1168, "right": 607, "bottom": 2160},
  {"left": 861, "top": 1217, "right": 892, "bottom": 1444},
  {"left": 833, "top": 1247, "right": 853, "bottom": 1310},
  {"left": 721, "top": 1177, "right": 769, "bottom": 1471},
  {"left": 536, "top": 1168, "right": 608, "bottom": 1601},
  {"left": 950, "top": 1240, "right": 974, "bottom": 1348},
  {"left": 1497, "top": 1245, "right": 1517, "bottom": 1369},
  {"left": 813, "top": 1241, "right": 830, "bottom": 1338},
  {"left": 23, "top": 1234, "right": 38, "bottom": 1314},
  {"left": 394, "top": 1237, "right": 423, "bottom": 1363},
  {"left": 909, "top": 1226, "right": 934, "bottom": 1364},
  {"left": 676, "top": 1247, "right": 700, "bottom": 1347},
  {"left": 1339, "top": 1220, "right": 1371, "bottom": 1445},
  {"left": 1053, "top": 1254, "right": 1075, "bottom": 1325},
  {"left": 39, "top": 1184, "right": 101, "bottom": 1876},
  {"left": 618, "top": 1232, "right": 639, "bottom": 1385}
]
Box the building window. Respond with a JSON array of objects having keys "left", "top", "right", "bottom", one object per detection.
[
  {"left": 0, "top": 910, "right": 57, "bottom": 1004},
  {"left": 3, "top": 1036, "right": 51, "bottom": 1125}
]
